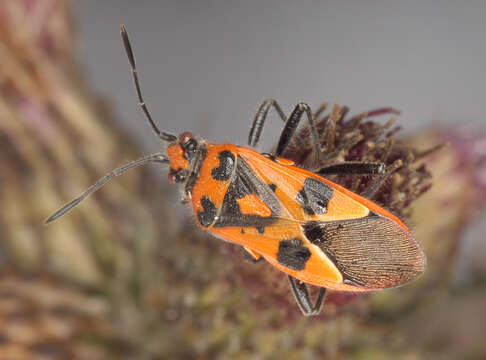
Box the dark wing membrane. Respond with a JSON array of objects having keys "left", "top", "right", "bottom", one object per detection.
[{"left": 302, "top": 215, "right": 426, "bottom": 289}]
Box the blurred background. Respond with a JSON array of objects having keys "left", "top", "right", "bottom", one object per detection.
[
  {"left": 76, "top": 1, "right": 486, "bottom": 142},
  {"left": 1, "top": 0, "right": 485, "bottom": 359}
]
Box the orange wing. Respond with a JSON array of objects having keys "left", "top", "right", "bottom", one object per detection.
[
  {"left": 207, "top": 146, "right": 425, "bottom": 291},
  {"left": 237, "top": 147, "right": 408, "bottom": 228}
]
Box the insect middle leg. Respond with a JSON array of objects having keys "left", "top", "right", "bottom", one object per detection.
[
  {"left": 248, "top": 99, "right": 321, "bottom": 160},
  {"left": 288, "top": 275, "right": 327, "bottom": 316},
  {"left": 242, "top": 247, "right": 265, "bottom": 263}
]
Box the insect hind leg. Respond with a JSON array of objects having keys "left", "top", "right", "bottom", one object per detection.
[
  {"left": 288, "top": 275, "right": 327, "bottom": 316},
  {"left": 363, "top": 159, "right": 403, "bottom": 199},
  {"left": 316, "top": 162, "right": 386, "bottom": 176}
]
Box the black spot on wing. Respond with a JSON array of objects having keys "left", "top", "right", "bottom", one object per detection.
[
  {"left": 276, "top": 238, "right": 311, "bottom": 271},
  {"left": 228, "top": 168, "right": 252, "bottom": 199},
  {"left": 211, "top": 150, "right": 235, "bottom": 181},
  {"left": 197, "top": 196, "right": 217, "bottom": 227},
  {"left": 296, "top": 177, "right": 334, "bottom": 215},
  {"left": 216, "top": 173, "right": 251, "bottom": 219},
  {"left": 269, "top": 183, "right": 277, "bottom": 192},
  {"left": 256, "top": 225, "right": 265, "bottom": 234},
  {"left": 302, "top": 221, "right": 327, "bottom": 244},
  {"left": 214, "top": 156, "right": 280, "bottom": 232}
]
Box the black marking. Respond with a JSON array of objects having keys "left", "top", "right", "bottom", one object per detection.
[
  {"left": 218, "top": 173, "right": 250, "bottom": 218},
  {"left": 302, "top": 221, "right": 327, "bottom": 244},
  {"left": 296, "top": 177, "right": 334, "bottom": 215},
  {"left": 214, "top": 157, "right": 280, "bottom": 232},
  {"left": 185, "top": 144, "right": 207, "bottom": 195},
  {"left": 269, "top": 183, "right": 277, "bottom": 192},
  {"left": 211, "top": 150, "right": 235, "bottom": 181},
  {"left": 197, "top": 196, "right": 217, "bottom": 227},
  {"left": 241, "top": 228, "right": 245, "bottom": 234},
  {"left": 276, "top": 238, "right": 311, "bottom": 271}
]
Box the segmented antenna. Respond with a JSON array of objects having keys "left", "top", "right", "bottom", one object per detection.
[
  {"left": 45, "top": 153, "right": 168, "bottom": 223},
  {"left": 120, "top": 25, "right": 176, "bottom": 142}
]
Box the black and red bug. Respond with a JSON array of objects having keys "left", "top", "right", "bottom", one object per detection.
[{"left": 46, "top": 25, "right": 425, "bottom": 316}]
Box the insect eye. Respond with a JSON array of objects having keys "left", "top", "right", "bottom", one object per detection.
[
  {"left": 168, "top": 168, "right": 187, "bottom": 183},
  {"left": 178, "top": 132, "right": 193, "bottom": 144},
  {"left": 179, "top": 132, "right": 197, "bottom": 156},
  {"left": 183, "top": 138, "right": 197, "bottom": 153}
]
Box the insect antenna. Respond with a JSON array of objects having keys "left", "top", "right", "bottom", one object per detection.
[
  {"left": 120, "top": 24, "right": 177, "bottom": 142},
  {"left": 45, "top": 153, "right": 169, "bottom": 224}
]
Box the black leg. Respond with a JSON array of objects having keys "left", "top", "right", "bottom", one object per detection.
[
  {"left": 316, "top": 162, "right": 386, "bottom": 176},
  {"left": 288, "top": 275, "right": 327, "bottom": 316},
  {"left": 248, "top": 99, "right": 287, "bottom": 147},
  {"left": 275, "top": 103, "right": 321, "bottom": 159},
  {"left": 248, "top": 100, "right": 321, "bottom": 160},
  {"left": 363, "top": 159, "right": 403, "bottom": 199}
]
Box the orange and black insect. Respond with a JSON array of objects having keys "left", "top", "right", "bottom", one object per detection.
[{"left": 46, "top": 25, "right": 426, "bottom": 316}]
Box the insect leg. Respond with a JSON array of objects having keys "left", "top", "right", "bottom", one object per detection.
[
  {"left": 316, "top": 162, "right": 386, "bottom": 176},
  {"left": 275, "top": 103, "right": 321, "bottom": 160},
  {"left": 248, "top": 99, "right": 287, "bottom": 147},
  {"left": 242, "top": 247, "right": 265, "bottom": 263},
  {"left": 363, "top": 159, "right": 403, "bottom": 199},
  {"left": 288, "top": 275, "right": 327, "bottom": 316}
]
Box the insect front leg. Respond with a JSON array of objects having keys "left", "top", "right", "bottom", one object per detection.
[{"left": 288, "top": 275, "right": 327, "bottom": 316}]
